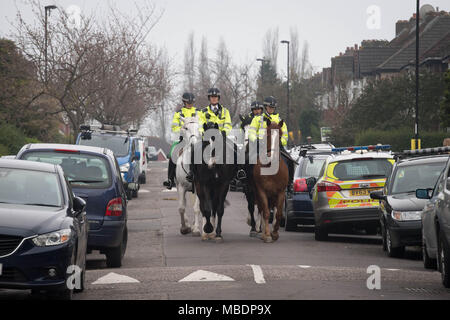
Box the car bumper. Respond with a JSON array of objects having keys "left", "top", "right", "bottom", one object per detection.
[
  {"left": 316, "top": 207, "right": 380, "bottom": 228},
  {"left": 287, "top": 194, "right": 315, "bottom": 225},
  {"left": 88, "top": 220, "right": 126, "bottom": 250},
  {"left": 387, "top": 219, "right": 422, "bottom": 247},
  {"left": 0, "top": 242, "right": 73, "bottom": 290}
]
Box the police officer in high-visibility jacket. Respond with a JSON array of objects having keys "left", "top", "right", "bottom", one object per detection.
[
  {"left": 248, "top": 96, "right": 294, "bottom": 193},
  {"left": 163, "top": 92, "right": 197, "bottom": 189},
  {"left": 186, "top": 88, "right": 233, "bottom": 182}
]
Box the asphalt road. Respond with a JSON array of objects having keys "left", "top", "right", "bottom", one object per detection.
[{"left": 1, "top": 161, "right": 450, "bottom": 300}]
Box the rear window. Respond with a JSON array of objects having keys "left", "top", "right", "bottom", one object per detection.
[
  {"left": 22, "top": 151, "right": 112, "bottom": 189},
  {"left": 0, "top": 168, "right": 62, "bottom": 207},
  {"left": 79, "top": 134, "right": 130, "bottom": 157},
  {"left": 296, "top": 157, "right": 327, "bottom": 178},
  {"left": 391, "top": 161, "right": 446, "bottom": 195},
  {"left": 331, "top": 158, "right": 393, "bottom": 181}
]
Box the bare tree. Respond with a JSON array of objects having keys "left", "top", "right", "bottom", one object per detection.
[
  {"left": 184, "top": 32, "right": 196, "bottom": 93},
  {"left": 263, "top": 27, "right": 279, "bottom": 71}
]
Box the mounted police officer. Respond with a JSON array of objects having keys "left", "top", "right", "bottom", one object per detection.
[
  {"left": 186, "top": 88, "right": 233, "bottom": 182},
  {"left": 248, "top": 96, "right": 295, "bottom": 193},
  {"left": 163, "top": 92, "right": 197, "bottom": 189},
  {"left": 240, "top": 101, "right": 264, "bottom": 130}
]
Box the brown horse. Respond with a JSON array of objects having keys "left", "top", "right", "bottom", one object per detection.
[{"left": 252, "top": 120, "right": 289, "bottom": 243}]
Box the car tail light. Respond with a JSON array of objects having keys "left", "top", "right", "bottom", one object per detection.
[
  {"left": 317, "top": 181, "right": 341, "bottom": 192},
  {"left": 293, "top": 178, "right": 308, "bottom": 193},
  {"left": 106, "top": 198, "right": 123, "bottom": 217}
]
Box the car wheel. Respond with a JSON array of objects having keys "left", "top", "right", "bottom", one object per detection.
[
  {"left": 315, "top": 226, "right": 328, "bottom": 241},
  {"left": 126, "top": 189, "right": 132, "bottom": 200},
  {"left": 423, "top": 240, "right": 437, "bottom": 270},
  {"left": 142, "top": 174, "right": 146, "bottom": 185},
  {"left": 132, "top": 188, "right": 138, "bottom": 198},
  {"left": 386, "top": 227, "right": 405, "bottom": 258},
  {"left": 106, "top": 227, "right": 128, "bottom": 268},
  {"left": 439, "top": 232, "right": 450, "bottom": 288}
]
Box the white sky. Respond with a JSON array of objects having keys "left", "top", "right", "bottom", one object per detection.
[{"left": 1, "top": 0, "right": 449, "bottom": 76}]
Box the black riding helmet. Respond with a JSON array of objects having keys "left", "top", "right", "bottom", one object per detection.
[
  {"left": 263, "top": 96, "right": 277, "bottom": 108},
  {"left": 207, "top": 88, "right": 221, "bottom": 99},
  {"left": 182, "top": 92, "right": 195, "bottom": 105},
  {"left": 251, "top": 101, "right": 263, "bottom": 111}
]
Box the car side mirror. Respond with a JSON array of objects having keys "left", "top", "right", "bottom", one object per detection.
[
  {"left": 134, "top": 151, "right": 141, "bottom": 161},
  {"left": 73, "top": 196, "right": 86, "bottom": 215},
  {"left": 416, "top": 189, "right": 432, "bottom": 200},
  {"left": 370, "top": 191, "right": 386, "bottom": 201}
]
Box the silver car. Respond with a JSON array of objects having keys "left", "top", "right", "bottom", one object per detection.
[{"left": 312, "top": 148, "right": 394, "bottom": 241}]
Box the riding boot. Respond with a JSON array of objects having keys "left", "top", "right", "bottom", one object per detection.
[
  {"left": 287, "top": 159, "right": 294, "bottom": 195},
  {"left": 163, "top": 158, "right": 176, "bottom": 189},
  {"left": 186, "top": 147, "right": 194, "bottom": 183}
]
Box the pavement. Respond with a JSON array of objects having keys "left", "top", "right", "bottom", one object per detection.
[{"left": 1, "top": 161, "right": 450, "bottom": 300}]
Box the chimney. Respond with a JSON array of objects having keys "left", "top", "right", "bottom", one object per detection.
[{"left": 395, "top": 20, "right": 409, "bottom": 36}]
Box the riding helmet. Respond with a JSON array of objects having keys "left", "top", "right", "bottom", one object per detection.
[
  {"left": 182, "top": 92, "right": 195, "bottom": 104},
  {"left": 207, "top": 88, "right": 221, "bottom": 99},
  {"left": 251, "top": 101, "right": 263, "bottom": 111},
  {"left": 263, "top": 96, "right": 277, "bottom": 108}
]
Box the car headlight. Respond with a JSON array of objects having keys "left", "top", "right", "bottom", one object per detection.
[
  {"left": 392, "top": 211, "right": 422, "bottom": 221},
  {"left": 120, "top": 163, "right": 130, "bottom": 173},
  {"left": 32, "top": 229, "right": 72, "bottom": 247}
]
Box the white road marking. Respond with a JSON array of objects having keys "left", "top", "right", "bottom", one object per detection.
[
  {"left": 298, "top": 265, "right": 312, "bottom": 269},
  {"left": 139, "top": 189, "right": 150, "bottom": 193},
  {"left": 162, "top": 188, "right": 177, "bottom": 193},
  {"left": 385, "top": 268, "right": 400, "bottom": 271},
  {"left": 92, "top": 273, "right": 140, "bottom": 285},
  {"left": 247, "top": 264, "right": 266, "bottom": 284},
  {"left": 178, "top": 270, "right": 235, "bottom": 282}
]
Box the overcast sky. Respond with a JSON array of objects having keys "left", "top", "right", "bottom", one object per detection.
[{"left": 1, "top": 0, "right": 449, "bottom": 75}]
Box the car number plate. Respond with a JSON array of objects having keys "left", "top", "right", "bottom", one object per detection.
[{"left": 351, "top": 189, "right": 371, "bottom": 197}]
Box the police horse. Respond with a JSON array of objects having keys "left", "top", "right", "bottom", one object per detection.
[{"left": 173, "top": 116, "right": 202, "bottom": 237}]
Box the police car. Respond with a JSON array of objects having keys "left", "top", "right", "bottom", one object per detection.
[{"left": 312, "top": 145, "right": 394, "bottom": 241}]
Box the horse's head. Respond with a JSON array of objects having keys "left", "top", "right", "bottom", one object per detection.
[
  {"left": 265, "top": 119, "right": 284, "bottom": 152},
  {"left": 181, "top": 116, "right": 200, "bottom": 145}
]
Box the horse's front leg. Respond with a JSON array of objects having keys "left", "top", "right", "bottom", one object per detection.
[
  {"left": 257, "top": 190, "right": 272, "bottom": 243},
  {"left": 192, "top": 195, "right": 201, "bottom": 237},
  {"left": 271, "top": 192, "right": 286, "bottom": 241},
  {"left": 178, "top": 185, "right": 191, "bottom": 235}
]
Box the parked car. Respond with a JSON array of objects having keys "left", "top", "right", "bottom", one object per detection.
[
  {"left": 285, "top": 151, "right": 331, "bottom": 231},
  {"left": 147, "top": 146, "right": 158, "bottom": 161},
  {"left": 0, "top": 155, "right": 16, "bottom": 160},
  {"left": 0, "top": 159, "right": 88, "bottom": 300},
  {"left": 416, "top": 148, "right": 450, "bottom": 288},
  {"left": 137, "top": 138, "right": 148, "bottom": 184},
  {"left": 77, "top": 126, "right": 141, "bottom": 200},
  {"left": 312, "top": 145, "right": 394, "bottom": 241},
  {"left": 371, "top": 155, "right": 448, "bottom": 258},
  {"left": 17, "top": 144, "right": 128, "bottom": 268}
]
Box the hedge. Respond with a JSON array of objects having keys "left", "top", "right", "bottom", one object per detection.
[
  {"left": 0, "top": 123, "right": 40, "bottom": 156},
  {"left": 355, "top": 128, "right": 449, "bottom": 152}
]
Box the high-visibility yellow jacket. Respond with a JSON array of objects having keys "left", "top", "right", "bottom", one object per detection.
[
  {"left": 199, "top": 105, "right": 232, "bottom": 134},
  {"left": 248, "top": 112, "right": 288, "bottom": 147},
  {"left": 171, "top": 107, "right": 198, "bottom": 133}
]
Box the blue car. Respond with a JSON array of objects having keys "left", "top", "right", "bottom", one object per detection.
[
  {"left": 285, "top": 152, "right": 331, "bottom": 231},
  {"left": 17, "top": 144, "right": 128, "bottom": 268},
  {"left": 0, "top": 159, "right": 88, "bottom": 300},
  {"left": 76, "top": 126, "right": 141, "bottom": 200}
]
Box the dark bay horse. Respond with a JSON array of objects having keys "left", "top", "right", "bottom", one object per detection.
[
  {"left": 252, "top": 120, "right": 289, "bottom": 243},
  {"left": 192, "top": 123, "right": 238, "bottom": 242}
]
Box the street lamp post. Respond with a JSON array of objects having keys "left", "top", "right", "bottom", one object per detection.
[
  {"left": 281, "top": 40, "right": 290, "bottom": 143},
  {"left": 44, "top": 5, "right": 57, "bottom": 84},
  {"left": 257, "top": 58, "right": 268, "bottom": 101},
  {"left": 414, "top": 0, "right": 420, "bottom": 150}
]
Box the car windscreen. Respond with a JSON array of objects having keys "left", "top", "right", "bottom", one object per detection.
[
  {"left": 79, "top": 134, "right": 130, "bottom": 157},
  {"left": 296, "top": 157, "right": 327, "bottom": 178},
  {"left": 331, "top": 158, "right": 393, "bottom": 181},
  {"left": 0, "top": 168, "right": 62, "bottom": 207},
  {"left": 391, "top": 161, "right": 447, "bottom": 195},
  {"left": 22, "top": 152, "right": 111, "bottom": 188}
]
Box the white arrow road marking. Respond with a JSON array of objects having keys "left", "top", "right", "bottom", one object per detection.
[
  {"left": 92, "top": 273, "right": 140, "bottom": 285},
  {"left": 247, "top": 265, "right": 266, "bottom": 284},
  {"left": 178, "top": 270, "right": 235, "bottom": 282},
  {"left": 298, "top": 265, "right": 312, "bottom": 269}
]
